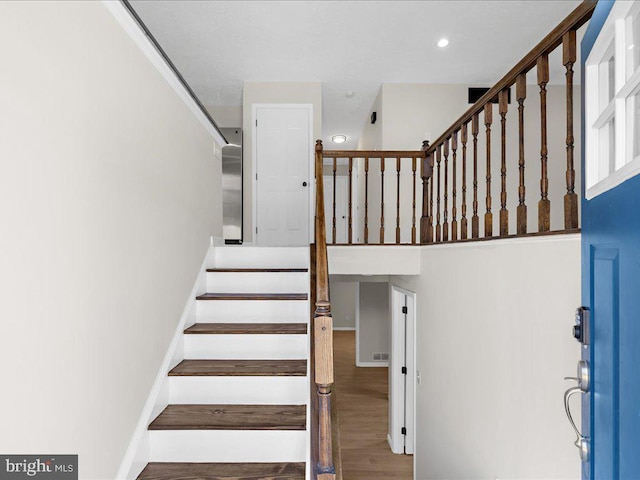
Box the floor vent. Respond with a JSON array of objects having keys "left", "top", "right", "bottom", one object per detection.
[{"left": 373, "top": 353, "right": 389, "bottom": 361}]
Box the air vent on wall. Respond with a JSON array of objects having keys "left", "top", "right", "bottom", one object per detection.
[
  {"left": 468, "top": 87, "right": 511, "bottom": 104},
  {"left": 373, "top": 353, "right": 389, "bottom": 361}
]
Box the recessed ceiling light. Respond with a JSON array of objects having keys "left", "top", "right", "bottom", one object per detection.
[
  {"left": 437, "top": 38, "right": 449, "bottom": 48},
  {"left": 332, "top": 135, "right": 347, "bottom": 144}
]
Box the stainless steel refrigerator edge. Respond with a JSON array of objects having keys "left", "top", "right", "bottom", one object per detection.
[{"left": 221, "top": 128, "right": 243, "bottom": 244}]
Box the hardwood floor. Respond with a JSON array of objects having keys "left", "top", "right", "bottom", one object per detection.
[
  {"left": 169, "top": 359, "right": 307, "bottom": 376},
  {"left": 138, "top": 462, "right": 306, "bottom": 480},
  {"left": 148, "top": 404, "right": 306, "bottom": 431},
  {"left": 184, "top": 323, "right": 307, "bottom": 335},
  {"left": 333, "top": 330, "right": 413, "bottom": 480}
]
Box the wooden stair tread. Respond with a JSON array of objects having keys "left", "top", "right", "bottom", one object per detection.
[
  {"left": 137, "top": 462, "right": 305, "bottom": 480},
  {"left": 196, "top": 293, "right": 308, "bottom": 301},
  {"left": 207, "top": 268, "right": 308, "bottom": 273},
  {"left": 169, "top": 359, "right": 307, "bottom": 377},
  {"left": 184, "top": 323, "right": 307, "bottom": 335},
  {"left": 148, "top": 404, "right": 306, "bottom": 430}
]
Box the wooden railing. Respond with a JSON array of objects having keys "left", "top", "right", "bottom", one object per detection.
[
  {"left": 321, "top": 145, "right": 425, "bottom": 245},
  {"left": 311, "top": 140, "right": 337, "bottom": 479},
  {"left": 420, "top": 1, "right": 595, "bottom": 243}
]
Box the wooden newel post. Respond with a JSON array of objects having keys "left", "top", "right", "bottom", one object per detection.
[
  {"left": 315, "top": 302, "right": 335, "bottom": 478},
  {"left": 420, "top": 140, "right": 433, "bottom": 244}
]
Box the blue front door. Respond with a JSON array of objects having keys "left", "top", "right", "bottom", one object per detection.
[{"left": 581, "top": 2, "right": 640, "bottom": 478}]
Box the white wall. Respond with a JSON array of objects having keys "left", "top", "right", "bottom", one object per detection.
[
  {"left": 390, "top": 235, "right": 581, "bottom": 479},
  {"left": 242, "top": 82, "right": 322, "bottom": 242},
  {"left": 357, "top": 283, "right": 390, "bottom": 366},
  {"left": 0, "top": 2, "right": 221, "bottom": 478},
  {"left": 358, "top": 87, "right": 383, "bottom": 150},
  {"left": 329, "top": 278, "right": 357, "bottom": 329},
  {"left": 207, "top": 105, "right": 243, "bottom": 128}
]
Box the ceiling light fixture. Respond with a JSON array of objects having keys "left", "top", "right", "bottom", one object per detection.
[
  {"left": 437, "top": 38, "right": 450, "bottom": 48},
  {"left": 332, "top": 135, "right": 347, "bottom": 144}
]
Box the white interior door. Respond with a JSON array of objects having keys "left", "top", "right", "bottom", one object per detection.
[
  {"left": 323, "top": 175, "right": 348, "bottom": 244},
  {"left": 390, "top": 285, "right": 415, "bottom": 455},
  {"left": 255, "top": 106, "right": 311, "bottom": 246}
]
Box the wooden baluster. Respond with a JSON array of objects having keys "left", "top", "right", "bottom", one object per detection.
[
  {"left": 364, "top": 157, "right": 369, "bottom": 244},
  {"left": 420, "top": 141, "right": 432, "bottom": 244},
  {"left": 499, "top": 90, "right": 509, "bottom": 236},
  {"left": 436, "top": 145, "right": 442, "bottom": 242},
  {"left": 451, "top": 131, "right": 458, "bottom": 241},
  {"left": 332, "top": 158, "right": 337, "bottom": 244},
  {"left": 516, "top": 73, "right": 528, "bottom": 235},
  {"left": 348, "top": 157, "right": 353, "bottom": 244},
  {"left": 472, "top": 114, "right": 479, "bottom": 238},
  {"left": 484, "top": 103, "right": 493, "bottom": 237},
  {"left": 396, "top": 157, "right": 401, "bottom": 244},
  {"left": 443, "top": 140, "right": 449, "bottom": 242},
  {"left": 429, "top": 150, "right": 434, "bottom": 243},
  {"left": 538, "top": 53, "right": 550, "bottom": 232},
  {"left": 412, "top": 156, "right": 417, "bottom": 244},
  {"left": 564, "top": 30, "right": 578, "bottom": 230},
  {"left": 461, "top": 123, "right": 468, "bottom": 239},
  {"left": 380, "top": 157, "right": 385, "bottom": 244}
]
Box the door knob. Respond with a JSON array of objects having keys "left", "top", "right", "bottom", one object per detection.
[
  {"left": 564, "top": 360, "right": 589, "bottom": 461},
  {"left": 302, "top": 181, "right": 308, "bottom": 187}
]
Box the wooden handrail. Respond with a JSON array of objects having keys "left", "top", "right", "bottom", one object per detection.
[
  {"left": 313, "top": 140, "right": 336, "bottom": 480},
  {"left": 323, "top": 150, "right": 423, "bottom": 158},
  {"left": 425, "top": 0, "right": 596, "bottom": 155}
]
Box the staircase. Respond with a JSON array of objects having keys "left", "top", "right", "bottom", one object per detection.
[{"left": 137, "top": 246, "right": 311, "bottom": 480}]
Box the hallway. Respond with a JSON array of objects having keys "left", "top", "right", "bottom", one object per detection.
[{"left": 333, "top": 330, "right": 413, "bottom": 479}]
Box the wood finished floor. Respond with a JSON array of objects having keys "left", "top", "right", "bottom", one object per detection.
[{"left": 334, "top": 330, "right": 413, "bottom": 480}]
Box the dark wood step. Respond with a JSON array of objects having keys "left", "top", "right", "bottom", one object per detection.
[
  {"left": 184, "top": 323, "right": 307, "bottom": 335},
  {"left": 207, "top": 268, "right": 308, "bottom": 273},
  {"left": 148, "top": 404, "right": 306, "bottom": 431},
  {"left": 169, "top": 359, "right": 307, "bottom": 377},
  {"left": 196, "top": 293, "right": 307, "bottom": 301},
  {"left": 137, "top": 462, "right": 305, "bottom": 480}
]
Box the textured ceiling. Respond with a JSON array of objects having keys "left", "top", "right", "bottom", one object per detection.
[{"left": 130, "top": 0, "right": 581, "bottom": 148}]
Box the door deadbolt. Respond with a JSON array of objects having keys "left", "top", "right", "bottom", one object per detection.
[
  {"left": 302, "top": 181, "right": 308, "bottom": 187},
  {"left": 573, "top": 307, "right": 590, "bottom": 345}
]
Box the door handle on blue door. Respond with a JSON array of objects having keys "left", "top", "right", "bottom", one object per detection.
[{"left": 564, "top": 360, "right": 589, "bottom": 461}]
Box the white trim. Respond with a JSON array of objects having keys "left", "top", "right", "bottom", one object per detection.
[
  {"left": 101, "top": 1, "right": 226, "bottom": 146},
  {"left": 333, "top": 327, "right": 356, "bottom": 331},
  {"left": 116, "top": 246, "right": 211, "bottom": 480},
  {"left": 355, "top": 282, "right": 360, "bottom": 366},
  {"left": 251, "top": 104, "right": 315, "bottom": 246},
  {"left": 418, "top": 233, "right": 581, "bottom": 251},
  {"left": 585, "top": 0, "right": 640, "bottom": 198},
  {"left": 355, "top": 361, "right": 389, "bottom": 367},
  {"left": 389, "top": 285, "right": 416, "bottom": 455},
  {"left": 586, "top": 157, "right": 640, "bottom": 199}
]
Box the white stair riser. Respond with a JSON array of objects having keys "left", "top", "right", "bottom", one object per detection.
[
  {"left": 184, "top": 334, "right": 308, "bottom": 360},
  {"left": 196, "top": 300, "right": 309, "bottom": 323},
  {"left": 149, "top": 430, "right": 307, "bottom": 462},
  {"left": 207, "top": 272, "right": 308, "bottom": 294},
  {"left": 213, "top": 247, "right": 309, "bottom": 269},
  {"left": 169, "top": 376, "right": 308, "bottom": 404}
]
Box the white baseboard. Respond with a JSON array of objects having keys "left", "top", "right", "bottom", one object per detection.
[
  {"left": 332, "top": 327, "right": 355, "bottom": 331},
  {"left": 356, "top": 361, "right": 389, "bottom": 367},
  {"left": 116, "top": 245, "right": 211, "bottom": 480}
]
